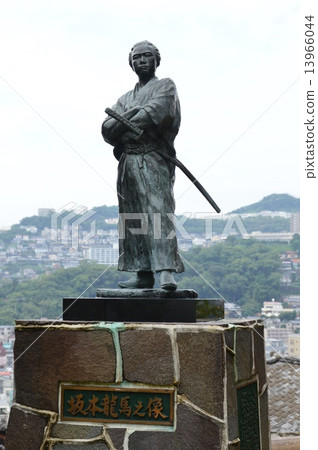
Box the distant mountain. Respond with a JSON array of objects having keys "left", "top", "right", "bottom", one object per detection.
[
  {"left": 17, "top": 205, "right": 119, "bottom": 232},
  {"left": 231, "top": 194, "right": 300, "bottom": 214},
  {"left": 1, "top": 195, "right": 299, "bottom": 235}
]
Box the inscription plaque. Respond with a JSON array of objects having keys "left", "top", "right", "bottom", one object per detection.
[
  {"left": 60, "top": 384, "right": 175, "bottom": 426},
  {"left": 237, "top": 381, "right": 261, "bottom": 449}
]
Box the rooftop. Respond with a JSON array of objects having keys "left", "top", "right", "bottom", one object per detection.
[{"left": 267, "top": 356, "right": 300, "bottom": 436}]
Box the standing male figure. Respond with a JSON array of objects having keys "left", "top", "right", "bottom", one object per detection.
[{"left": 102, "top": 40, "right": 184, "bottom": 290}]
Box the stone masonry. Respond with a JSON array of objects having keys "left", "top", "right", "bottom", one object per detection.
[{"left": 6, "top": 319, "right": 270, "bottom": 449}]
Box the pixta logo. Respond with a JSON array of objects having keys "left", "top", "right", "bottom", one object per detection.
[
  {"left": 50, "top": 203, "right": 97, "bottom": 249},
  {"left": 118, "top": 212, "right": 250, "bottom": 240}
]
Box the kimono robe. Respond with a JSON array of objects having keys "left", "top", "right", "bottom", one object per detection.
[{"left": 102, "top": 77, "right": 185, "bottom": 274}]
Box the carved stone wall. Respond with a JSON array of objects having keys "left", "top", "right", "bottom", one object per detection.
[{"left": 6, "top": 319, "right": 270, "bottom": 449}]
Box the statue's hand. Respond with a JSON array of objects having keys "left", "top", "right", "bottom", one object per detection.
[{"left": 129, "top": 109, "right": 149, "bottom": 129}]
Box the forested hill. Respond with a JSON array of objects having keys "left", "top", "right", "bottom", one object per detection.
[
  {"left": 0, "top": 237, "right": 300, "bottom": 325},
  {"left": 0, "top": 194, "right": 299, "bottom": 246},
  {"left": 1, "top": 194, "right": 299, "bottom": 239},
  {"left": 231, "top": 194, "right": 299, "bottom": 214}
]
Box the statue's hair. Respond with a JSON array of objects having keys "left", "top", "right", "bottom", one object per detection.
[{"left": 128, "top": 41, "right": 161, "bottom": 69}]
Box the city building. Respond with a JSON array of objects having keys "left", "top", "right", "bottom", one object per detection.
[
  {"left": 86, "top": 245, "right": 119, "bottom": 265},
  {"left": 288, "top": 334, "right": 300, "bottom": 357},
  {"left": 0, "top": 328, "right": 14, "bottom": 343},
  {"left": 283, "top": 295, "right": 300, "bottom": 308},
  {"left": 280, "top": 251, "right": 300, "bottom": 287},
  {"left": 265, "top": 327, "right": 292, "bottom": 345},
  {"left": 249, "top": 231, "right": 294, "bottom": 242},
  {"left": 262, "top": 299, "right": 284, "bottom": 317},
  {"left": 265, "top": 338, "right": 287, "bottom": 357},
  {"left": 287, "top": 319, "right": 300, "bottom": 333},
  {"left": 290, "top": 213, "right": 300, "bottom": 234},
  {"left": 0, "top": 344, "right": 7, "bottom": 369},
  {"left": 0, "top": 393, "right": 10, "bottom": 429}
]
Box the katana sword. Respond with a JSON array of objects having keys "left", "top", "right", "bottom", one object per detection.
[{"left": 105, "top": 107, "right": 221, "bottom": 213}]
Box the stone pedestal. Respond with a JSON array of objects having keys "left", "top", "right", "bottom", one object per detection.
[
  {"left": 63, "top": 289, "right": 224, "bottom": 322},
  {"left": 6, "top": 319, "right": 270, "bottom": 449}
]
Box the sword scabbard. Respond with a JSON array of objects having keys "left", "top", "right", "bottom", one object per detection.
[{"left": 105, "top": 107, "right": 221, "bottom": 213}]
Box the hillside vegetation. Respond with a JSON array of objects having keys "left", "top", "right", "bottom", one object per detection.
[
  {"left": 0, "top": 236, "right": 300, "bottom": 324},
  {"left": 0, "top": 194, "right": 299, "bottom": 243},
  {"left": 231, "top": 194, "right": 299, "bottom": 214}
]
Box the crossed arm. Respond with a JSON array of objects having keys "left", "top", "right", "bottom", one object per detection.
[
  {"left": 102, "top": 106, "right": 150, "bottom": 146},
  {"left": 102, "top": 79, "right": 177, "bottom": 147}
]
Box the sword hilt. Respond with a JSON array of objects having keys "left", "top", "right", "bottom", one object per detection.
[{"left": 105, "top": 107, "right": 143, "bottom": 138}]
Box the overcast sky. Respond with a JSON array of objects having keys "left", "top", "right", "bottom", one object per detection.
[{"left": 0, "top": 0, "right": 301, "bottom": 227}]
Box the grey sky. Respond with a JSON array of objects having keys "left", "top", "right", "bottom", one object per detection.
[{"left": 0, "top": 0, "right": 300, "bottom": 226}]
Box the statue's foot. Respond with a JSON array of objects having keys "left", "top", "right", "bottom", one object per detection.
[
  {"left": 160, "top": 270, "right": 177, "bottom": 290},
  {"left": 118, "top": 271, "right": 155, "bottom": 289}
]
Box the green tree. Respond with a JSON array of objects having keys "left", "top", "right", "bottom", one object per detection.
[
  {"left": 0, "top": 237, "right": 298, "bottom": 324},
  {"left": 291, "top": 234, "right": 300, "bottom": 256},
  {"left": 242, "top": 299, "right": 260, "bottom": 317}
]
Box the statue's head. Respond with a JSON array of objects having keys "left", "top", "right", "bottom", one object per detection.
[{"left": 128, "top": 41, "right": 161, "bottom": 70}]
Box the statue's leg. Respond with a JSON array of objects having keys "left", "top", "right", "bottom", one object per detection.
[
  {"left": 159, "top": 270, "right": 177, "bottom": 290},
  {"left": 118, "top": 271, "right": 155, "bottom": 289}
]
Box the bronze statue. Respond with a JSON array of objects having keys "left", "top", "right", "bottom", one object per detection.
[{"left": 101, "top": 41, "right": 184, "bottom": 290}]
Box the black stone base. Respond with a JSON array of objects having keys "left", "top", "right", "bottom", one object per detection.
[{"left": 63, "top": 297, "right": 198, "bottom": 322}]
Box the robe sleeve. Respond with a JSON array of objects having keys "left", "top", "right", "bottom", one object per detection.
[
  {"left": 101, "top": 96, "right": 127, "bottom": 146},
  {"left": 140, "top": 78, "right": 179, "bottom": 131}
]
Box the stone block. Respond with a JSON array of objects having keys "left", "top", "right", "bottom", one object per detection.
[
  {"left": 259, "top": 389, "right": 271, "bottom": 450},
  {"left": 177, "top": 330, "right": 225, "bottom": 418},
  {"left": 14, "top": 327, "right": 116, "bottom": 411},
  {"left": 129, "top": 403, "right": 224, "bottom": 449},
  {"left": 224, "top": 326, "right": 235, "bottom": 351},
  {"left": 51, "top": 423, "right": 103, "bottom": 439},
  {"left": 253, "top": 324, "right": 267, "bottom": 391},
  {"left": 63, "top": 296, "right": 197, "bottom": 322},
  {"left": 226, "top": 350, "right": 239, "bottom": 441},
  {"left": 6, "top": 404, "right": 49, "bottom": 450},
  {"left": 120, "top": 329, "right": 174, "bottom": 384},
  {"left": 235, "top": 328, "right": 253, "bottom": 381},
  {"left": 108, "top": 428, "right": 126, "bottom": 449}
]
